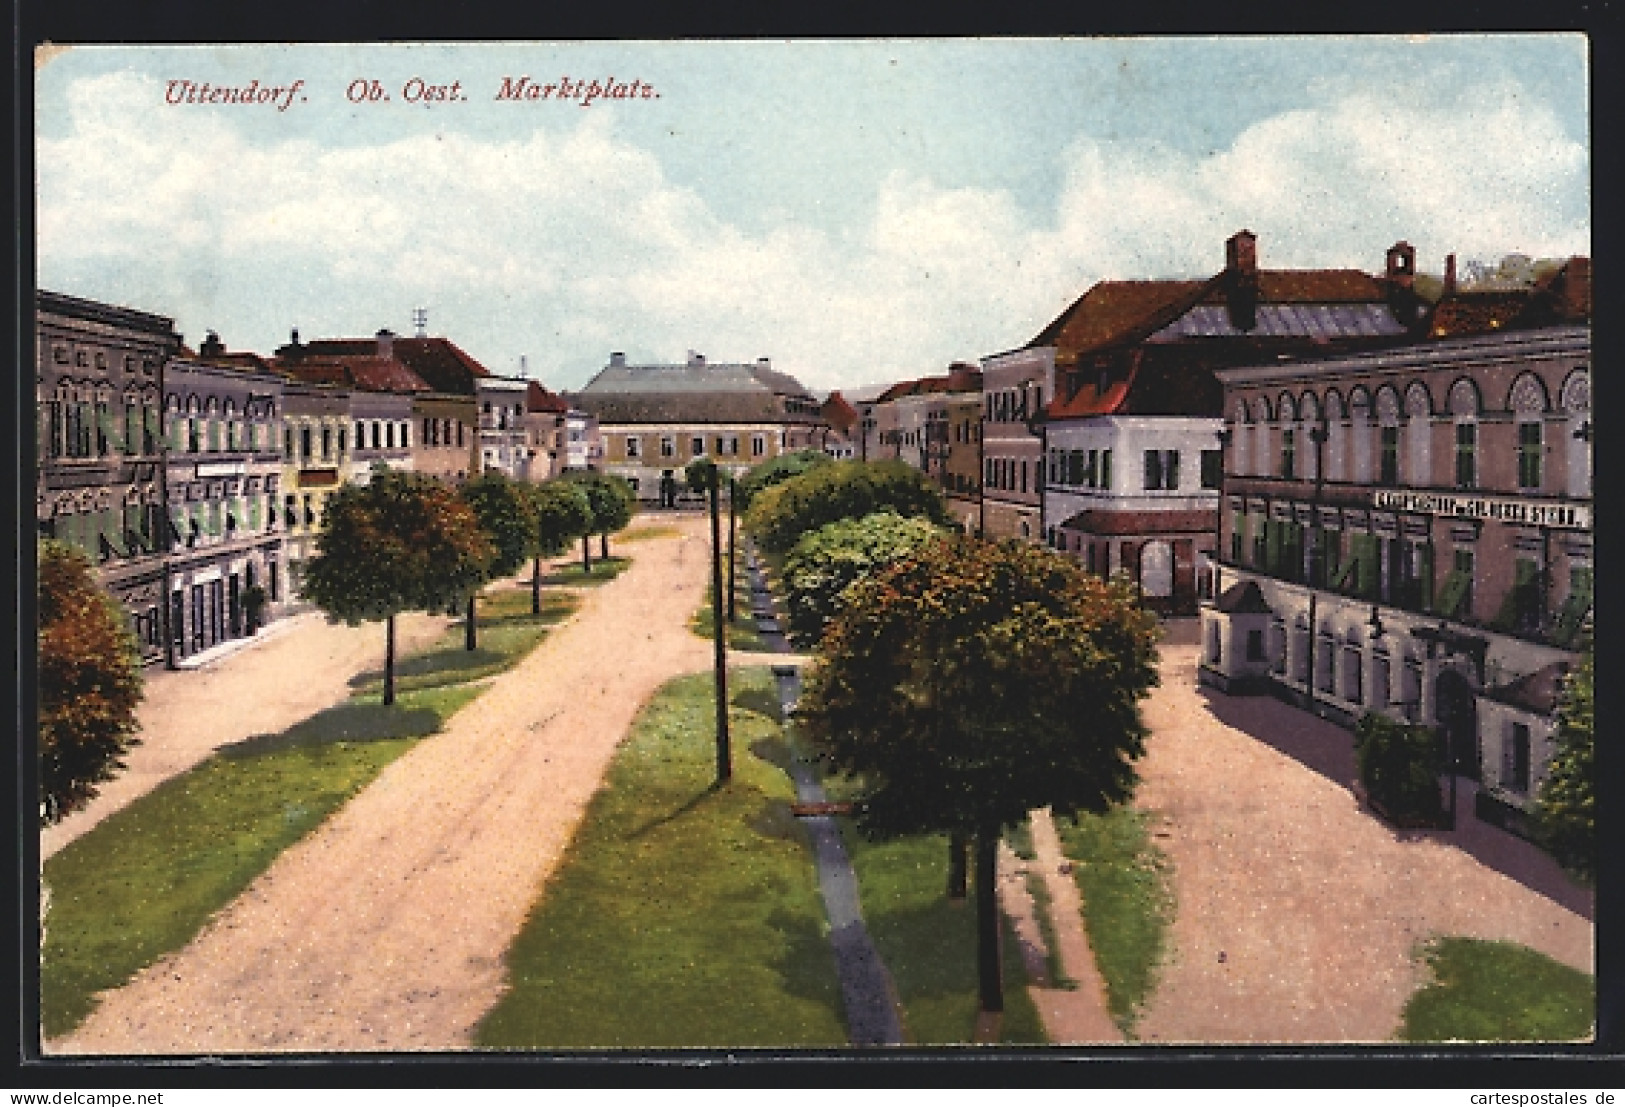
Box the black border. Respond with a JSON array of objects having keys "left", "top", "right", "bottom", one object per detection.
[{"left": 10, "top": 0, "right": 1624, "bottom": 1090}]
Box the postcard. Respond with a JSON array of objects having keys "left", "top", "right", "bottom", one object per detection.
[{"left": 30, "top": 36, "right": 1594, "bottom": 1061}]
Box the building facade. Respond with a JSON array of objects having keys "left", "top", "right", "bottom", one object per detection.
[
  {"left": 163, "top": 353, "right": 288, "bottom": 662},
  {"left": 278, "top": 381, "right": 352, "bottom": 587},
  {"left": 476, "top": 376, "right": 532, "bottom": 480},
  {"left": 36, "top": 291, "right": 179, "bottom": 662},
  {"left": 572, "top": 352, "right": 828, "bottom": 500},
  {"left": 979, "top": 345, "right": 1056, "bottom": 541},
  {"left": 1200, "top": 304, "right": 1591, "bottom": 829},
  {"left": 412, "top": 393, "right": 479, "bottom": 484}
]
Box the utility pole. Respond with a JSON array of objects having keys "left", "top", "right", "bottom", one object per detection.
[{"left": 710, "top": 467, "right": 731, "bottom": 784}]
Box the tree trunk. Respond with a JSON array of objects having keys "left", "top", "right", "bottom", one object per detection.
[
  {"left": 581, "top": 533, "right": 592, "bottom": 573},
  {"left": 947, "top": 832, "right": 969, "bottom": 900},
  {"left": 383, "top": 614, "right": 397, "bottom": 707},
  {"left": 600, "top": 531, "right": 609, "bottom": 560},
  {"left": 975, "top": 829, "right": 1003, "bottom": 1013},
  {"left": 531, "top": 556, "right": 541, "bottom": 615},
  {"left": 465, "top": 592, "right": 477, "bottom": 651}
]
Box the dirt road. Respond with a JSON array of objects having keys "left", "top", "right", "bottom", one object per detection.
[
  {"left": 41, "top": 611, "right": 451, "bottom": 862},
  {"left": 1133, "top": 644, "right": 1593, "bottom": 1044},
  {"left": 51, "top": 516, "right": 717, "bottom": 1054}
]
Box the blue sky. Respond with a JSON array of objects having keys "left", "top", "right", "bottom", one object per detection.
[{"left": 35, "top": 36, "right": 1588, "bottom": 393}]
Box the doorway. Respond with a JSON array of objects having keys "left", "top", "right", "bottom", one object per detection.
[{"left": 1435, "top": 668, "right": 1480, "bottom": 781}]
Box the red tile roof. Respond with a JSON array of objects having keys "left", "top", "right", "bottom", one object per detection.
[
  {"left": 277, "top": 356, "right": 431, "bottom": 393},
  {"left": 526, "top": 380, "right": 570, "bottom": 414},
  {"left": 821, "top": 391, "right": 860, "bottom": 433},
  {"left": 277, "top": 335, "right": 493, "bottom": 395}
]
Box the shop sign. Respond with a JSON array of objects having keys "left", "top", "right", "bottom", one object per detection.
[
  {"left": 1372, "top": 490, "right": 1591, "bottom": 530},
  {"left": 196, "top": 460, "right": 246, "bottom": 479}
]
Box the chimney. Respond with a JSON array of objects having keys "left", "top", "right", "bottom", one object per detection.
[
  {"left": 1444, "top": 253, "right": 1458, "bottom": 296},
  {"left": 200, "top": 330, "right": 225, "bottom": 358},
  {"left": 688, "top": 351, "right": 706, "bottom": 368},
  {"left": 376, "top": 328, "right": 395, "bottom": 358},
  {"left": 1386, "top": 242, "right": 1417, "bottom": 289},
  {"left": 609, "top": 351, "right": 626, "bottom": 368},
  {"left": 1224, "top": 230, "right": 1259, "bottom": 332},
  {"left": 757, "top": 356, "right": 771, "bottom": 371}
]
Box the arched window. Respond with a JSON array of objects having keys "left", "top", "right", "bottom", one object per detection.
[
  {"left": 1252, "top": 396, "right": 1272, "bottom": 478},
  {"left": 1560, "top": 368, "right": 1591, "bottom": 498},
  {"left": 1324, "top": 389, "right": 1347, "bottom": 483},
  {"left": 1342, "top": 627, "right": 1365, "bottom": 704},
  {"left": 1509, "top": 372, "right": 1550, "bottom": 491},
  {"left": 1278, "top": 393, "right": 1299, "bottom": 480},
  {"left": 1347, "top": 386, "right": 1373, "bottom": 484},
  {"left": 1375, "top": 386, "right": 1402, "bottom": 487},
  {"left": 1231, "top": 398, "right": 1251, "bottom": 477},
  {"left": 1404, "top": 382, "right": 1433, "bottom": 486},
  {"left": 1448, "top": 378, "right": 1482, "bottom": 489},
  {"left": 1298, "top": 392, "right": 1322, "bottom": 482}
]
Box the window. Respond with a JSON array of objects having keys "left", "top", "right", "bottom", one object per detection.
[
  {"left": 284, "top": 428, "right": 294, "bottom": 460},
  {"left": 692, "top": 436, "right": 705, "bottom": 456},
  {"left": 1507, "top": 723, "right": 1531, "bottom": 792},
  {"left": 322, "top": 427, "right": 333, "bottom": 459},
  {"left": 386, "top": 423, "right": 396, "bottom": 450},
  {"left": 752, "top": 434, "right": 766, "bottom": 457},
  {"left": 1246, "top": 629, "right": 1265, "bottom": 662},
  {"left": 626, "top": 435, "right": 641, "bottom": 458},
  {"left": 1518, "top": 422, "right": 1542, "bottom": 489},
  {"left": 660, "top": 436, "right": 675, "bottom": 458},
  {"left": 1379, "top": 426, "right": 1399, "bottom": 486},
  {"left": 1454, "top": 423, "right": 1477, "bottom": 489},
  {"left": 300, "top": 426, "right": 313, "bottom": 461},
  {"left": 1144, "top": 449, "right": 1179, "bottom": 490},
  {"left": 1281, "top": 429, "right": 1296, "bottom": 479},
  {"left": 1201, "top": 449, "right": 1223, "bottom": 489},
  {"left": 338, "top": 428, "right": 347, "bottom": 455}
]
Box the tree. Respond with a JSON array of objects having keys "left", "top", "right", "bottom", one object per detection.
[
  {"left": 1353, "top": 713, "right": 1444, "bottom": 824},
  {"left": 459, "top": 473, "right": 541, "bottom": 650},
  {"left": 797, "top": 535, "right": 1160, "bottom": 1013},
  {"left": 37, "top": 540, "right": 144, "bottom": 826},
  {"left": 685, "top": 456, "right": 718, "bottom": 496},
  {"left": 302, "top": 471, "right": 494, "bottom": 705},
  {"left": 735, "top": 448, "right": 832, "bottom": 510},
  {"left": 782, "top": 511, "right": 945, "bottom": 648},
  {"left": 522, "top": 480, "right": 594, "bottom": 614},
  {"left": 744, "top": 459, "right": 951, "bottom": 555},
  {"left": 564, "top": 470, "right": 637, "bottom": 560},
  {"left": 1534, "top": 635, "right": 1594, "bottom": 882}
]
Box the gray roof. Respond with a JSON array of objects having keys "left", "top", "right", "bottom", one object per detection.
[
  {"left": 579, "top": 361, "right": 816, "bottom": 400},
  {"left": 1150, "top": 304, "right": 1410, "bottom": 342}
]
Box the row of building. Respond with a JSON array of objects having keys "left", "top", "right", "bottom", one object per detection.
[
  {"left": 804, "top": 231, "right": 1591, "bottom": 834},
  {"left": 36, "top": 290, "right": 602, "bottom": 667}
]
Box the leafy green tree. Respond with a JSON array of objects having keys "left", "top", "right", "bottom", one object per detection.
[
  {"left": 302, "top": 471, "right": 494, "bottom": 705},
  {"left": 37, "top": 540, "right": 144, "bottom": 826},
  {"left": 782, "top": 511, "right": 945, "bottom": 648},
  {"left": 1353, "top": 713, "right": 1444, "bottom": 824},
  {"left": 798, "top": 535, "right": 1160, "bottom": 1013},
  {"left": 685, "top": 457, "right": 718, "bottom": 495},
  {"left": 744, "top": 459, "right": 950, "bottom": 555},
  {"left": 735, "top": 449, "right": 832, "bottom": 510},
  {"left": 522, "top": 480, "right": 595, "bottom": 614},
  {"left": 564, "top": 470, "right": 637, "bottom": 560},
  {"left": 1535, "top": 637, "right": 1594, "bottom": 882},
  {"left": 459, "top": 473, "right": 541, "bottom": 650}
]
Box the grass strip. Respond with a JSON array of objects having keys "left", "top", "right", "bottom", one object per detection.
[
  {"left": 1051, "top": 807, "right": 1173, "bottom": 1038},
  {"left": 835, "top": 827, "right": 1047, "bottom": 1045},
  {"left": 41, "top": 683, "right": 480, "bottom": 1038},
  {"left": 42, "top": 580, "right": 581, "bottom": 1039},
  {"left": 1022, "top": 870, "right": 1078, "bottom": 991},
  {"left": 690, "top": 568, "right": 776, "bottom": 653},
  {"left": 1399, "top": 937, "right": 1594, "bottom": 1042},
  {"left": 542, "top": 556, "right": 630, "bottom": 587},
  {"left": 348, "top": 588, "right": 578, "bottom": 697},
  {"left": 476, "top": 667, "right": 845, "bottom": 1049},
  {"left": 616, "top": 524, "right": 681, "bottom": 543}
]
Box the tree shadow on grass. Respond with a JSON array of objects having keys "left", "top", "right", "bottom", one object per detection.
[
  {"left": 732, "top": 686, "right": 783, "bottom": 723},
  {"left": 762, "top": 904, "right": 847, "bottom": 1019},
  {"left": 348, "top": 647, "right": 506, "bottom": 690},
  {"left": 217, "top": 701, "right": 444, "bottom": 759},
  {"left": 626, "top": 783, "right": 723, "bottom": 841}
]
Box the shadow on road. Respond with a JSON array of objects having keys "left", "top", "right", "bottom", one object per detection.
[{"left": 1193, "top": 684, "right": 1593, "bottom": 923}]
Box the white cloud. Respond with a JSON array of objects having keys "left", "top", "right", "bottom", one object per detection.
[{"left": 38, "top": 69, "right": 1587, "bottom": 394}]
